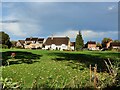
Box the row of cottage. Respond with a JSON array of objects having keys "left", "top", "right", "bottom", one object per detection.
[
  {"left": 16, "top": 37, "right": 75, "bottom": 50},
  {"left": 16, "top": 36, "right": 120, "bottom": 51}
]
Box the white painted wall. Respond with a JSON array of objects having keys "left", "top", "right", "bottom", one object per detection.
[
  {"left": 51, "top": 44, "right": 56, "bottom": 50},
  {"left": 45, "top": 45, "right": 51, "bottom": 50},
  {"left": 112, "top": 46, "right": 120, "bottom": 49},
  {"left": 16, "top": 42, "right": 21, "bottom": 47},
  {"left": 70, "top": 46, "right": 75, "bottom": 50},
  {"left": 61, "top": 44, "right": 67, "bottom": 50},
  {"left": 44, "top": 44, "right": 68, "bottom": 50}
]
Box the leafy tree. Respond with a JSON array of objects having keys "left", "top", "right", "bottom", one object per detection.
[
  {"left": 0, "top": 31, "right": 10, "bottom": 44},
  {"left": 0, "top": 31, "right": 12, "bottom": 48},
  {"left": 75, "top": 31, "right": 84, "bottom": 51},
  {"left": 6, "top": 40, "right": 12, "bottom": 49},
  {"left": 102, "top": 38, "right": 112, "bottom": 48},
  {"left": 102, "top": 38, "right": 112, "bottom": 43}
]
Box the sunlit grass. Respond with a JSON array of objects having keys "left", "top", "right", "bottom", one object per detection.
[{"left": 1, "top": 49, "right": 120, "bottom": 88}]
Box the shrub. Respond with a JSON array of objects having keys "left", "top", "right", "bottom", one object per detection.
[{"left": 0, "top": 44, "right": 8, "bottom": 49}]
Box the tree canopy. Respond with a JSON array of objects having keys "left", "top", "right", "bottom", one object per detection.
[
  {"left": 102, "top": 38, "right": 112, "bottom": 48},
  {"left": 0, "top": 31, "right": 12, "bottom": 48},
  {"left": 75, "top": 31, "right": 84, "bottom": 51},
  {"left": 102, "top": 38, "right": 112, "bottom": 43}
]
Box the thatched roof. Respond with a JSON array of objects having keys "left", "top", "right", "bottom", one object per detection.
[{"left": 44, "top": 37, "right": 69, "bottom": 45}]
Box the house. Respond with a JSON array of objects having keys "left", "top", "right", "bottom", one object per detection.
[
  {"left": 24, "top": 37, "right": 44, "bottom": 49},
  {"left": 110, "top": 42, "right": 120, "bottom": 49},
  {"left": 16, "top": 40, "right": 25, "bottom": 48},
  {"left": 44, "top": 37, "right": 70, "bottom": 50},
  {"left": 86, "top": 41, "right": 98, "bottom": 50},
  {"left": 105, "top": 40, "right": 113, "bottom": 48},
  {"left": 102, "top": 40, "right": 113, "bottom": 49},
  {"left": 25, "top": 37, "right": 38, "bottom": 44},
  {"left": 70, "top": 42, "right": 75, "bottom": 51}
]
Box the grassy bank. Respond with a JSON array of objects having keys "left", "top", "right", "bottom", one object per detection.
[{"left": 1, "top": 49, "right": 120, "bottom": 89}]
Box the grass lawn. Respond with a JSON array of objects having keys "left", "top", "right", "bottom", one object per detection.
[{"left": 1, "top": 49, "right": 120, "bottom": 89}]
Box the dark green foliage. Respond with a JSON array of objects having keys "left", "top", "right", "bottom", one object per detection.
[
  {"left": 0, "top": 44, "right": 8, "bottom": 49},
  {"left": 75, "top": 31, "right": 84, "bottom": 51},
  {"left": 102, "top": 38, "right": 112, "bottom": 43},
  {"left": 0, "top": 31, "right": 10, "bottom": 44},
  {"left": 2, "top": 51, "right": 42, "bottom": 66},
  {"left": 0, "top": 31, "right": 12, "bottom": 48},
  {"left": 6, "top": 40, "right": 12, "bottom": 49}
]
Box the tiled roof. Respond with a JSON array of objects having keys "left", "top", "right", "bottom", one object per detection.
[
  {"left": 44, "top": 37, "right": 69, "bottom": 45},
  {"left": 87, "top": 41, "right": 96, "bottom": 44},
  {"left": 111, "top": 42, "right": 120, "bottom": 46},
  {"left": 25, "top": 38, "right": 44, "bottom": 41},
  {"left": 18, "top": 40, "right": 25, "bottom": 44}
]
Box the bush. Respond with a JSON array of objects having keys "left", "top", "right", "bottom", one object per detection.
[{"left": 0, "top": 44, "right": 8, "bottom": 49}]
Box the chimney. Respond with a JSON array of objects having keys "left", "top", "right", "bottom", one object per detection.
[{"left": 51, "top": 34, "right": 53, "bottom": 40}]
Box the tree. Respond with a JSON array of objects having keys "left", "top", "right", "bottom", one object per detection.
[
  {"left": 102, "top": 38, "right": 112, "bottom": 48},
  {"left": 0, "top": 31, "right": 12, "bottom": 48},
  {"left": 102, "top": 38, "right": 112, "bottom": 43},
  {"left": 75, "top": 31, "right": 84, "bottom": 51},
  {"left": 0, "top": 31, "right": 10, "bottom": 44}
]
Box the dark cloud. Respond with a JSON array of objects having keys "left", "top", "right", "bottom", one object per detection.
[
  {"left": 1, "top": 20, "right": 20, "bottom": 23},
  {"left": 2, "top": 2, "right": 118, "bottom": 42}
]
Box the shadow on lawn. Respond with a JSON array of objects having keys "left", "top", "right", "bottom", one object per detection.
[
  {"left": 49, "top": 52, "right": 119, "bottom": 72},
  {"left": 1, "top": 51, "right": 42, "bottom": 66}
]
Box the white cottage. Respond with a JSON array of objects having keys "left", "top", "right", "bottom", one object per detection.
[
  {"left": 16, "top": 40, "right": 25, "bottom": 48},
  {"left": 44, "top": 37, "right": 70, "bottom": 50},
  {"left": 24, "top": 37, "right": 44, "bottom": 49}
]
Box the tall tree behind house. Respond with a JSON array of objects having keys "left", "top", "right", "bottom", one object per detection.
[{"left": 75, "top": 31, "right": 84, "bottom": 51}]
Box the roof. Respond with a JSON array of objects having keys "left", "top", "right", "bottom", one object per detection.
[
  {"left": 110, "top": 42, "right": 120, "bottom": 46},
  {"left": 25, "top": 38, "right": 31, "bottom": 41},
  {"left": 38, "top": 38, "right": 44, "bottom": 41},
  {"left": 18, "top": 40, "right": 25, "bottom": 44},
  {"left": 87, "top": 41, "right": 96, "bottom": 44},
  {"left": 25, "top": 38, "right": 44, "bottom": 41},
  {"left": 44, "top": 37, "right": 69, "bottom": 45},
  {"left": 31, "top": 38, "right": 38, "bottom": 41},
  {"left": 70, "top": 42, "right": 75, "bottom": 46}
]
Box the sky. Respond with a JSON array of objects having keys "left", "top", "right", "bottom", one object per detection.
[{"left": 0, "top": 1, "right": 119, "bottom": 43}]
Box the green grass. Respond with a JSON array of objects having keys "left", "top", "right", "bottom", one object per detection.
[{"left": 1, "top": 49, "right": 120, "bottom": 89}]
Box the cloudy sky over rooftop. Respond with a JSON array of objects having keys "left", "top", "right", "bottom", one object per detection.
[{"left": 0, "top": 0, "right": 119, "bottom": 43}]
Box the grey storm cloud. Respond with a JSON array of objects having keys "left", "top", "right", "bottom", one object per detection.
[
  {"left": 1, "top": 2, "right": 118, "bottom": 42},
  {"left": 1, "top": 20, "right": 20, "bottom": 23}
]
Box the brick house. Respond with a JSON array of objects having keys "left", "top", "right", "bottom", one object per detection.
[
  {"left": 86, "top": 41, "right": 99, "bottom": 50},
  {"left": 110, "top": 42, "right": 120, "bottom": 49}
]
